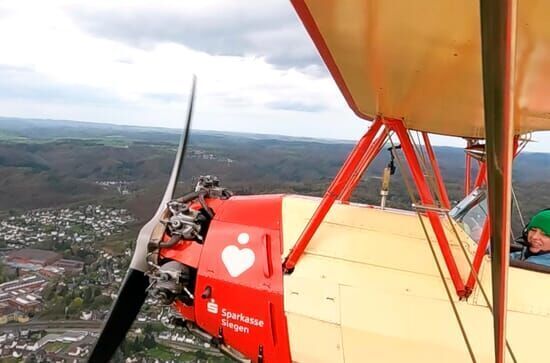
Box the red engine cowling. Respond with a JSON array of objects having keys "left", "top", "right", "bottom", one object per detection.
[{"left": 161, "top": 195, "right": 291, "bottom": 362}]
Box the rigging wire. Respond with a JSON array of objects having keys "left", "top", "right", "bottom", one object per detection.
[
  {"left": 413, "top": 131, "right": 429, "bottom": 165},
  {"left": 515, "top": 132, "right": 531, "bottom": 156},
  {"left": 444, "top": 213, "right": 518, "bottom": 362},
  {"left": 510, "top": 133, "right": 530, "bottom": 230},
  {"left": 406, "top": 132, "right": 518, "bottom": 362},
  {"left": 411, "top": 130, "right": 445, "bottom": 208},
  {"left": 511, "top": 184, "right": 525, "bottom": 228},
  {"left": 510, "top": 134, "right": 529, "bottom": 229},
  {"left": 388, "top": 134, "right": 477, "bottom": 363}
]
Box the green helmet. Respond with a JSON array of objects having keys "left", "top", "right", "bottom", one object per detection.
[{"left": 527, "top": 210, "right": 550, "bottom": 236}]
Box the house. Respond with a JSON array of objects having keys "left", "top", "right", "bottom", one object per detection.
[
  {"left": 80, "top": 311, "right": 93, "bottom": 321},
  {"left": 158, "top": 332, "right": 170, "bottom": 340},
  {"left": 62, "top": 331, "right": 88, "bottom": 343},
  {"left": 15, "top": 343, "right": 26, "bottom": 350},
  {"left": 79, "top": 347, "right": 90, "bottom": 357},
  {"left": 68, "top": 346, "right": 82, "bottom": 357},
  {"left": 26, "top": 342, "right": 39, "bottom": 351}
]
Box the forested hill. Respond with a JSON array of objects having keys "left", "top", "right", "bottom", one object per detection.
[{"left": 0, "top": 117, "right": 549, "bottom": 225}]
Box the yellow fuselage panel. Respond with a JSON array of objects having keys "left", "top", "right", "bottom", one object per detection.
[{"left": 282, "top": 195, "right": 549, "bottom": 362}]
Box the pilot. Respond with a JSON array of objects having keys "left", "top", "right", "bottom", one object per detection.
[{"left": 512, "top": 210, "right": 550, "bottom": 267}]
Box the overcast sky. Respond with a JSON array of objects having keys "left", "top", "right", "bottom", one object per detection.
[{"left": 0, "top": 0, "right": 549, "bottom": 152}]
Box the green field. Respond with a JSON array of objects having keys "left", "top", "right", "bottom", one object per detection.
[
  {"left": 44, "top": 341, "right": 67, "bottom": 353},
  {"left": 145, "top": 346, "right": 186, "bottom": 360},
  {"left": 0, "top": 130, "right": 28, "bottom": 142},
  {"left": 0, "top": 131, "right": 131, "bottom": 147}
]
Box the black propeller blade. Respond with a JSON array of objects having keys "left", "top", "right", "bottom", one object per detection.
[{"left": 88, "top": 75, "right": 197, "bottom": 363}]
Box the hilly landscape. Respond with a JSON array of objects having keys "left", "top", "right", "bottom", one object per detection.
[
  {"left": 1, "top": 116, "right": 549, "bottom": 230},
  {"left": 1, "top": 116, "right": 550, "bottom": 361}
]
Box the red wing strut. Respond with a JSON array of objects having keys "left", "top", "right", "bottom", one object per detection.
[{"left": 479, "top": 2, "right": 517, "bottom": 363}]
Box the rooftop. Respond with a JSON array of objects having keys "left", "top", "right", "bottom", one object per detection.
[{"left": 6, "top": 249, "right": 61, "bottom": 263}]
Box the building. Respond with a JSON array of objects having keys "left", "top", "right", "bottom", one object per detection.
[
  {"left": 33, "top": 331, "right": 88, "bottom": 354},
  {"left": 38, "top": 266, "right": 64, "bottom": 279},
  {"left": 68, "top": 346, "right": 83, "bottom": 357},
  {"left": 0, "top": 275, "right": 47, "bottom": 294},
  {"left": 0, "top": 303, "right": 17, "bottom": 324},
  {"left": 0, "top": 276, "right": 47, "bottom": 318},
  {"left": 8, "top": 296, "right": 41, "bottom": 314},
  {"left": 80, "top": 311, "right": 94, "bottom": 321},
  {"left": 5, "top": 249, "right": 62, "bottom": 269},
  {"left": 33, "top": 334, "right": 61, "bottom": 352},
  {"left": 0, "top": 303, "right": 29, "bottom": 324},
  {"left": 52, "top": 259, "right": 84, "bottom": 274},
  {"left": 62, "top": 331, "right": 88, "bottom": 343}
]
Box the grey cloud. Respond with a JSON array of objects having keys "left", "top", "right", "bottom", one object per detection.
[
  {"left": 144, "top": 92, "right": 185, "bottom": 103},
  {"left": 244, "top": 27, "right": 322, "bottom": 69},
  {"left": 0, "top": 66, "right": 117, "bottom": 104},
  {"left": 266, "top": 100, "right": 327, "bottom": 113},
  {"left": 66, "top": 3, "right": 324, "bottom": 71}
]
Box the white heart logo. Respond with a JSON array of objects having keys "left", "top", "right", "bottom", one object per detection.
[{"left": 221, "top": 245, "right": 255, "bottom": 277}]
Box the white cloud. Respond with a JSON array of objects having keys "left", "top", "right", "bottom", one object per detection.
[
  {"left": 0, "top": 1, "right": 355, "bottom": 137},
  {"left": 66, "top": 0, "right": 319, "bottom": 68},
  {"left": 0, "top": 0, "right": 548, "bottom": 153}
]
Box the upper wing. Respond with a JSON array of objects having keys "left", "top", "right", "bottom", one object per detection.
[{"left": 292, "top": 0, "right": 550, "bottom": 138}]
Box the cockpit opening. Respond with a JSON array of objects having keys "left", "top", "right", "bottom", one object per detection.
[{"left": 451, "top": 188, "right": 550, "bottom": 272}]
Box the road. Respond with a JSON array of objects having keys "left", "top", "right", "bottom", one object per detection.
[
  {"left": 0, "top": 320, "right": 104, "bottom": 331},
  {"left": 0, "top": 320, "right": 223, "bottom": 355}
]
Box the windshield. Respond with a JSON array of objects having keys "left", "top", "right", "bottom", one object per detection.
[{"left": 450, "top": 188, "right": 488, "bottom": 243}]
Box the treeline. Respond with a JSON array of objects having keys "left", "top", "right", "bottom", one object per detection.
[
  {"left": 0, "top": 127, "right": 549, "bottom": 229},
  {"left": 40, "top": 282, "right": 113, "bottom": 319}
]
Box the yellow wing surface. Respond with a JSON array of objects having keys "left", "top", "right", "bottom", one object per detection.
[{"left": 293, "top": 0, "right": 550, "bottom": 138}]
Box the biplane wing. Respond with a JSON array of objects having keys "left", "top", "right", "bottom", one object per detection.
[{"left": 292, "top": 0, "right": 550, "bottom": 138}]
